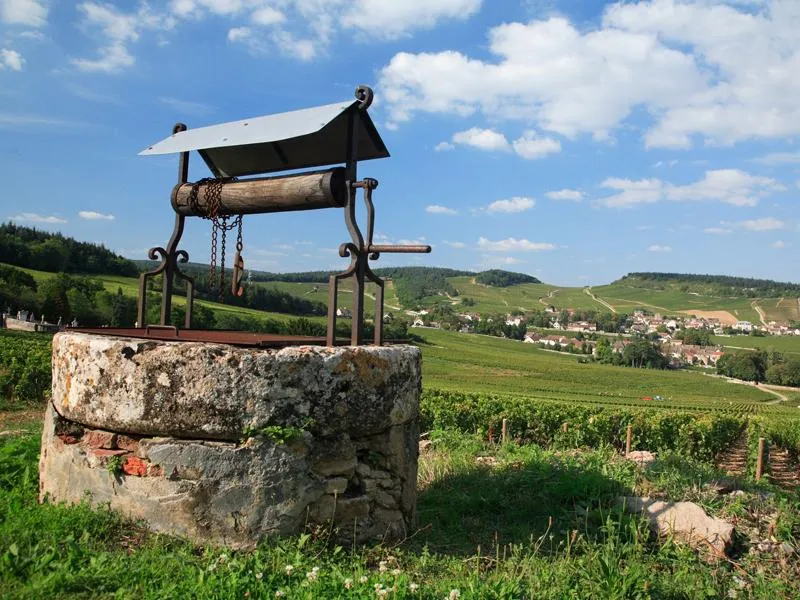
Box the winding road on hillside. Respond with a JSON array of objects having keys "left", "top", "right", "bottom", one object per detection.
[
  {"left": 584, "top": 287, "right": 617, "bottom": 314},
  {"left": 539, "top": 288, "right": 558, "bottom": 307},
  {"left": 751, "top": 300, "right": 768, "bottom": 328}
]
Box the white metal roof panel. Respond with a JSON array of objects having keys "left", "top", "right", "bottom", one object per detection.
[{"left": 139, "top": 98, "right": 389, "bottom": 177}]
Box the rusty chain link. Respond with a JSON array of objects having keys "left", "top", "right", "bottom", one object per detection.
[{"left": 187, "top": 177, "right": 241, "bottom": 302}]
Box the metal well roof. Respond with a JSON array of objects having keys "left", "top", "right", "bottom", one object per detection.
[{"left": 139, "top": 99, "right": 389, "bottom": 177}]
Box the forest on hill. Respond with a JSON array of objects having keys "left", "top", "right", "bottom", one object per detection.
[
  {"left": 474, "top": 269, "right": 541, "bottom": 287},
  {"left": 619, "top": 272, "right": 800, "bottom": 298},
  {"left": 0, "top": 223, "right": 138, "bottom": 278}
]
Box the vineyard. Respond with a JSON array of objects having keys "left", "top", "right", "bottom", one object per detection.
[{"left": 0, "top": 330, "right": 51, "bottom": 411}]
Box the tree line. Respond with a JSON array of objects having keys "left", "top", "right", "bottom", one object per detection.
[
  {"left": 620, "top": 272, "right": 800, "bottom": 298},
  {"left": 717, "top": 349, "right": 800, "bottom": 387},
  {"left": 0, "top": 223, "right": 138, "bottom": 277}
]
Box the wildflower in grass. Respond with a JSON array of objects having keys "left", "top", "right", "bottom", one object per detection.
[
  {"left": 306, "top": 567, "right": 320, "bottom": 582},
  {"left": 449, "top": 589, "right": 461, "bottom": 600},
  {"left": 360, "top": 575, "right": 369, "bottom": 584},
  {"left": 344, "top": 578, "right": 353, "bottom": 589},
  {"left": 378, "top": 560, "right": 388, "bottom": 573},
  {"left": 255, "top": 573, "right": 263, "bottom": 580},
  {"left": 376, "top": 587, "right": 389, "bottom": 598},
  {"left": 219, "top": 554, "right": 228, "bottom": 563},
  {"left": 284, "top": 565, "right": 294, "bottom": 576},
  {"left": 374, "top": 583, "right": 383, "bottom": 591},
  {"left": 409, "top": 582, "right": 419, "bottom": 593},
  {"left": 391, "top": 568, "right": 402, "bottom": 576},
  {"left": 274, "top": 591, "right": 285, "bottom": 598}
]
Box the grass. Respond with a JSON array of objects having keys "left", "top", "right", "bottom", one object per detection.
[
  {"left": 1, "top": 427, "right": 798, "bottom": 598},
  {"left": 711, "top": 334, "right": 800, "bottom": 356},
  {"left": 416, "top": 329, "right": 799, "bottom": 418}
]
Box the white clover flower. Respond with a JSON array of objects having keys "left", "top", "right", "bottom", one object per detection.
[
  {"left": 449, "top": 589, "right": 461, "bottom": 600},
  {"left": 344, "top": 578, "right": 353, "bottom": 589},
  {"left": 306, "top": 569, "right": 319, "bottom": 582},
  {"left": 255, "top": 572, "right": 263, "bottom": 580},
  {"left": 219, "top": 554, "right": 228, "bottom": 563},
  {"left": 378, "top": 560, "right": 388, "bottom": 573},
  {"left": 360, "top": 575, "right": 369, "bottom": 584},
  {"left": 275, "top": 591, "right": 285, "bottom": 598},
  {"left": 409, "top": 582, "right": 420, "bottom": 593},
  {"left": 391, "top": 568, "right": 402, "bottom": 576},
  {"left": 374, "top": 583, "right": 383, "bottom": 591},
  {"left": 284, "top": 565, "right": 294, "bottom": 576},
  {"left": 377, "top": 589, "right": 389, "bottom": 598}
]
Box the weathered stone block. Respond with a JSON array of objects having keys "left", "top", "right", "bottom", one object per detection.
[{"left": 40, "top": 334, "right": 422, "bottom": 548}]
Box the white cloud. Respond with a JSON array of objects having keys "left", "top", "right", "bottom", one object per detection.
[
  {"left": 79, "top": 210, "right": 115, "bottom": 220},
  {"left": 666, "top": 169, "right": 784, "bottom": 207},
  {"left": 647, "top": 244, "right": 672, "bottom": 252},
  {"left": 478, "top": 237, "right": 555, "bottom": 252},
  {"left": 251, "top": 6, "right": 285, "bottom": 26},
  {"left": 546, "top": 188, "right": 583, "bottom": 201},
  {"left": 598, "top": 178, "right": 663, "bottom": 208},
  {"left": 0, "top": 48, "right": 23, "bottom": 71},
  {"left": 378, "top": 1, "right": 800, "bottom": 149},
  {"left": 340, "top": 0, "right": 482, "bottom": 40},
  {"left": 0, "top": 0, "right": 47, "bottom": 27},
  {"left": 271, "top": 29, "right": 316, "bottom": 61},
  {"left": 434, "top": 141, "right": 454, "bottom": 152},
  {"left": 703, "top": 227, "right": 732, "bottom": 234},
  {"left": 722, "top": 217, "right": 785, "bottom": 231},
  {"left": 755, "top": 151, "right": 800, "bottom": 166},
  {"left": 486, "top": 196, "right": 535, "bottom": 214},
  {"left": 771, "top": 240, "right": 786, "bottom": 249},
  {"left": 452, "top": 127, "right": 510, "bottom": 151},
  {"left": 71, "top": 3, "right": 175, "bottom": 73},
  {"left": 598, "top": 169, "right": 784, "bottom": 208},
  {"left": 443, "top": 240, "right": 466, "bottom": 248},
  {"left": 227, "top": 26, "right": 251, "bottom": 42},
  {"left": 512, "top": 130, "right": 561, "bottom": 159},
  {"left": 10, "top": 212, "right": 66, "bottom": 224},
  {"left": 71, "top": 43, "right": 135, "bottom": 73},
  {"left": 425, "top": 204, "right": 458, "bottom": 215}
]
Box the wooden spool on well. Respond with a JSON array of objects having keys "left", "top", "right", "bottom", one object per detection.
[{"left": 171, "top": 167, "right": 347, "bottom": 216}]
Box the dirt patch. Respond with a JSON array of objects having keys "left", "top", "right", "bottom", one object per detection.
[
  {"left": 680, "top": 310, "right": 738, "bottom": 326},
  {"left": 0, "top": 408, "right": 44, "bottom": 432}
]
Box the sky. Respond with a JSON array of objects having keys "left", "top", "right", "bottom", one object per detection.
[{"left": 0, "top": 0, "right": 798, "bottom": 286}]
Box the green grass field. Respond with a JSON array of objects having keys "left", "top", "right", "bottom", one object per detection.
[
  {"left": 711, "top": 334, "right": 800, "bottom": 356},
  {"left": 417, "top": 329, "right": 799, "bottom": 418}
]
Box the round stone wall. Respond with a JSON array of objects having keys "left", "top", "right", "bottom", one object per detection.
[{"left": 39, "top": 332, "right": 421, "bottom": 548}]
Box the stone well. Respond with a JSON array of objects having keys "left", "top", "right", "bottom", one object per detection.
[{"left": 39, "top": 331, "right": 421, "bottom": 548}]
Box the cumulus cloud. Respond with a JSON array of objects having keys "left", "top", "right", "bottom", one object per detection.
[
  {"left": 378, "top": 1, "right": 800, "bottom": 149},
  {"left": 647, "top": 244, "right": 672, "bottom": 252},
  {"left": 486, "top": 196, "right": 535, "bottom": 214},
  {"left": 0, "top": 48, "right": 23, "bottom": 71},
  {"left": 477, "top": 237, "right": 555, "bottom": 252},
  {"left": 10, "top": 212, "right": 66, "bottom": 224},
  {"left": 598, "top": 169, "right": 784, "bottom": 208},
  {"left": 511, "top": 130, "right": 561, "bottom": 159},
  {"left": 79, "top": 210, "right": 115, "bottom": 220},
  {"left": 0, "top": 0, "right": 48, "bottom": 27},
  {"left": 425, "top": 204, "right": 458, "bottom": 215},
  {"left": 546, "top": 189, "right": 583, "bottom": 201},
  {"left": 434, "top": 141, "right": 454, "bottom": 152},
  {"left": 451, "top": 128, "right": 510, "bottom": 151}
]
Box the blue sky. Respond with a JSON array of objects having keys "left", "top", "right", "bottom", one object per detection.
[{"left": 0, "top": 0, "right": 797, "bottom": 286}]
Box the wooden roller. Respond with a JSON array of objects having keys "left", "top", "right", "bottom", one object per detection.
[{"left": 172, "top": 167, "right": 347, "bottom": 216}]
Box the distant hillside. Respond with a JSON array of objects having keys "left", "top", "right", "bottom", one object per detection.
[
  {"left": 618, "top": 273, "right": 800, "bottom": 298},
  {"left": 1, "top": 223, "right": 138, "bottom": 278},
  {"left": 475, "top": 270, "right": 541, "bottom": 287}
]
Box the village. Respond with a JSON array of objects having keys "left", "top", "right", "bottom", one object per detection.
[{"left": 409, "top": 306, "right": 800, "bottom": 369}]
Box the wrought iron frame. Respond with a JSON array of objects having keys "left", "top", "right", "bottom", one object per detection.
[{"left": 137, "top": 87, "right": 430, "bottom": 345}]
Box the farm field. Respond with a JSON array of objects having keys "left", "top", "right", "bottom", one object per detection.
[
  {"left": 255, "top": 279, "right": 402, "bottom": 317},
  {"left": 591, "top": 283, "right": 763, "bottom": 322},
  {"left": 761, "top": 296, "right": 800, "bottom": 323},
  {"left": 443, "top": 276, "right": 557, "bottom": 313},
  {"left": 711, "top": 334, "right": 800, "bottom": 356},
  {"left": 417, "top": 328, "right": 799, "bottom": 419}
]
